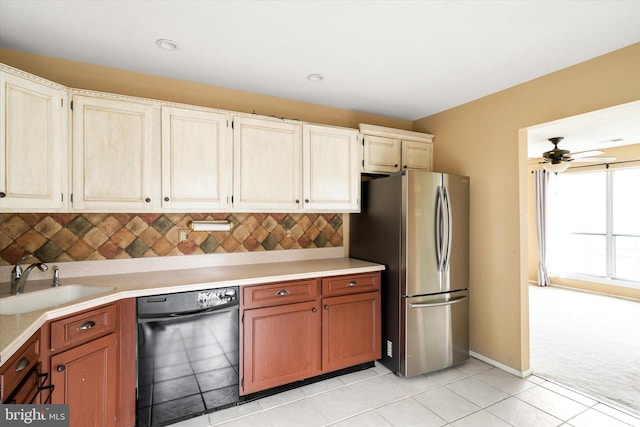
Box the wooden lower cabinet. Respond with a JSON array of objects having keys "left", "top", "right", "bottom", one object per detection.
[
  {"left": 240, "top": 272, "right": 381, "bottom": 396},
  {"left": 50, "top": 333, "right": 118, "bottom": 427},
  {"left": 39, "top": 300, "right": 136, "bottom": 427},
  {"left": 0, "top": 331, "right": 42, "bottom": 404},
  {"left": 322, "top": 291, "right": 381, "bottom": 373},
  {"left": 242, "top": 300, "right": 321, "bottom": 395}
]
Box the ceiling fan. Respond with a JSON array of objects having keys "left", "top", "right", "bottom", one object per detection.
[{"left": 538, "top": 137, "right": 616, "bottom": 172}]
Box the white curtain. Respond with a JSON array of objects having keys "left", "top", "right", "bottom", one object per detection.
[{"left": 534, "top": 169, "right": 551, "bottom": 287}]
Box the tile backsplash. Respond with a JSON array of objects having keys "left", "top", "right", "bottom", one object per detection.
[{"left": 0, "top": 213, "right": 343, "bottom": 266}]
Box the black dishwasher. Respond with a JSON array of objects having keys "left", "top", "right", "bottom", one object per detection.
[{"left": 136, "top": 287, "right": 239, "bottom": 427}]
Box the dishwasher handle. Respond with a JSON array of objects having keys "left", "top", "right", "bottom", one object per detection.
[
  {"left": 409, "top": 295, "right": 468, "bottom": 309},
  {"left": 138, "top": 303, "right": 238, "bottom": 322}
]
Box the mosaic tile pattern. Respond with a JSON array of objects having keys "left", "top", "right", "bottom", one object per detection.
[{"left": 0, "top": 213, "right": 343, "bottom": 266}]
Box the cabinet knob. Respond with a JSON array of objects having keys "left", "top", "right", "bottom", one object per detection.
[
  {"left": 394, "top": 164, "right": 398, "bottom": 168},
  {"left": 347, "top": 281, "right": 358, "bottom": 287},
  {"left": 295, "top": 199, "right": 300, "bottom": 204},
  {"left": 276, "top": 289, "right": 289, "bottom": 296},
  {"left": 145, "top": 198, "right": 151, "bottom": 203},
  {"left": 312, "top": 307, "right": 317, "bottom": 313},
  {"left": 324, "top": 304, "right": 329, "bottom": 310},
  {"left": 164, "top": 197, "right": 170, "bottom": 202},
  {"left": 305, "top": 199, "right": 310, "bottom": 203},
  {"left": 0, "top": 192, "right": 5, "bottom": 198},
  {"left": 56, "top": 365, "right": 65, "bottom": 372},
  {"left": 403, "top": 165, "right": 407, "bottom": 169}
]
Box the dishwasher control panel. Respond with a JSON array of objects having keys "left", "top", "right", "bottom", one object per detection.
[
  {"left": 198, "top": 288, "right": 237, "bottom": 308},
  {"left": 137, "top": 286, "right": 239, "bottom": 318}
]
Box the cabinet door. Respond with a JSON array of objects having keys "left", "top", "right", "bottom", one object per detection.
[
  {"left": 233, "top": 116, "right": 302, "bottom": 211},
  {"left": 302, "top": 124, "right": 360, "bottom": 212},
  {"left": 161, "top": 107, "right": 231, "bottom": 210},
  {"left": 72, "top": 95, "right": 156, "bottom": 211},
  {"left": 0, "top": 71, "right": 67, "bottom": 211},
  {"left": 362, "top": 135, "right": 401, "bottom": 174},
  {"left": 402, "top": 140, "right": 433, "bottom": 171},
  {"left": 241, "top": 300, "right": 320, "bottom": 395},
  {"left": 322, "top": 291, "right": 381, "bottom": 373},
  {"left": 51, "top": 333, "right": 117, "bottom": 427}
]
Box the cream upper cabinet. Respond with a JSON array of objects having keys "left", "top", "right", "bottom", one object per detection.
[
  {"left": 233, "top": 116, "right": 302, "bottom": 211},
  {"left": 303, "top": 124, "right": 360, "bottom": 212},
  {"left": 401, "top": 139, "right": 433, "bottom": 171},
  {"left": 0, "top": 67, "right": 68, "bottom": 211},
  {"left": 71, "top": 93, "right": 158, "bottom": 211},
  {"left": 161, "top": 106, "right": 231, "bottom": 211},
  {"left": 360, "top": 124, "right": 434, "bottom": 174},
  {"left": 362, "top": 135, "right": 401, "bottom": 174}
]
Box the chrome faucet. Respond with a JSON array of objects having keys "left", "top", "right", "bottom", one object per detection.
[
  {"left": 11, "top": 255, "right": 49, "bottom": 295},
  {"left": 52, "top": 265, "right": 60, "bottom": 287}
]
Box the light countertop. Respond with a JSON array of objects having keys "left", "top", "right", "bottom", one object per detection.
[{"left": 0, "top": 255, "right": 384, "bottom": 364}]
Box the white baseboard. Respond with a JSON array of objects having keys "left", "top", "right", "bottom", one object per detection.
[{"left": 470, "top": 351, "right": 533, "bottom": 378}]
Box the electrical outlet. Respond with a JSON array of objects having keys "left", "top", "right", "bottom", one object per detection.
[{"left": 179, "top": 230, "right": 188, "bottom": 242}]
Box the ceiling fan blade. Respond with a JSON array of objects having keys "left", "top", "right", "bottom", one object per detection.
[
  {"left": 572, "top": 156, "right": 617, "bottom": 163},
  {"left": 572, "top": 150, "right": 604, "bottom": 159}
]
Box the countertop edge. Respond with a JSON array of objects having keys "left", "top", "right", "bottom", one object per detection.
[{"left": 0, "top": 258, "right": 384, "bottom": 364}]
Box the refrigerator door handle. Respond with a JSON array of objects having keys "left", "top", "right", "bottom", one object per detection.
[
  {"left": 409, "top": 295, "right": 468, "bottom": 309},
  {"left": 434, "top": 186, "right": 444, "bottom": 272},
  {"left": 443, "top": 186, "right": 453, "bottom": 272}
]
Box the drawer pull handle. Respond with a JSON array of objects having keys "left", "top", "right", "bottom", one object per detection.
[
  {"left": 56, "top": 365, "right": 65, "bottom": 372},
  {"left": 16, "top": 357, "right": 30, "bottom": 372},
  {"left": 276, "top": 289, "right": 289, "bottom": 296},
  {"left": 78, "top": 321, "right": 96, "bottom": 331},
  {"left": 347, "top": 281, "right": 358, "bottom": 287}
]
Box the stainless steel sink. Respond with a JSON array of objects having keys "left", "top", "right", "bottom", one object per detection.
[{"left": 0, "top": 284, "right": 115, "bottom": 315}]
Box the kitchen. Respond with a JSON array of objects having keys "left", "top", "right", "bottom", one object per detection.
[{"left": 1, "top": 1, "right": 640, "bottom": 426}]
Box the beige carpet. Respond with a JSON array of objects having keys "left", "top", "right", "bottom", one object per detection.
[{"left": 529, "top": 284, "right": 640, "bottom": 417}]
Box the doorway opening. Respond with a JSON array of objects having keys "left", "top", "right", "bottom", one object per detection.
[{"left": 525, "top": 101, "right": 640, "bottom": 417}]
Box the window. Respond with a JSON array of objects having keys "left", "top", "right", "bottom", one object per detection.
[{"left": 551, "top": 167, "right": 640, "bottom": 284}]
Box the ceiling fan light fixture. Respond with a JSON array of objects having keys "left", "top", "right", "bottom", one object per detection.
[{"left": 542, "top": 162, "right": 570, "bottom": 173}]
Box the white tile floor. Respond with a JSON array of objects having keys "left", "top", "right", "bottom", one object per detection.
[{"left": 169, "top": 358, "right": 640, "bottom": 427}]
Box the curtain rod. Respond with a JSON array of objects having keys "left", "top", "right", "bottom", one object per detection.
[
  {"left": 568, "top": 159, "right": 640, "bottom": 170},
  {"left": 531, "top": 158, "right": 640, "bottom": 173}
]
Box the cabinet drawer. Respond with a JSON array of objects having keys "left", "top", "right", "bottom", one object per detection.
[
  {"left": 321, "top": 272, "right": 380, "bottom": 296},
  {"left": 3, "top": 366, "right": 39, "bottom": 404},
  {"left": 243, "top": 279, "right": 319, "bottom": 309},
  {"left": 0, "top": 332, "right": 40, "bottom": 401},
  {"left": 50, "top": 304, "right": 117, "bottom": 352}
]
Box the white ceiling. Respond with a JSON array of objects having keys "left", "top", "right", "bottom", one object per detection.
[
  {"left": 527, "top": 101, "right": 640, "bottom": 159},
  {"left": 1, "top": 0, "right": 639, "bottom": 155}
]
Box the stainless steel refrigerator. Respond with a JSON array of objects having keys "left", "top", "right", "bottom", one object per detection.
[{"left": 350, "top": 170, "right": 469, "bottom": 376}]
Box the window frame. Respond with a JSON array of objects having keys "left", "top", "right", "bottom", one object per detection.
[{"left": 552, "top": 166, "right": 640, "bottom": 287}]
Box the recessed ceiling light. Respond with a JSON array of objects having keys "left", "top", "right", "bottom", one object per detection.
[
  {"left": 597, "top": 138, "right": 624, "bottom": 144},
  {"left": 307, "top": 73, "right": 324, "bottom": 82},
  {"left": 156, "top": 39, "right": 177, "bottom": 50}
]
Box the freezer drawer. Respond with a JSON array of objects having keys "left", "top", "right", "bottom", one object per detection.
[{"left": 402, "top": 290, "right": 469, "bottom": 376}]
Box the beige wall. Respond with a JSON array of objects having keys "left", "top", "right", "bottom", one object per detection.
[
  {"left": 527, "top": 143, "right": 640, "bottom": 300},
  {"left": 2, "top": 43, "right": 640, "bottom": 373},
  {"left": 413, "top": 43, "right": 640, "bottom": 372},
  {"left": 0, "top": 48, "right": 411, "bottom": 130}
]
